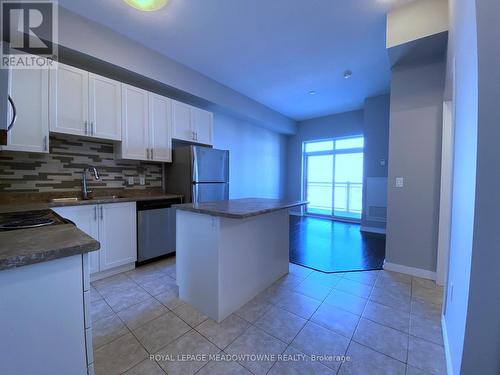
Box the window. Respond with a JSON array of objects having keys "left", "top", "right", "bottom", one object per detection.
[{"left": 302, "top": 136, "right": 364, "bottom": 220}]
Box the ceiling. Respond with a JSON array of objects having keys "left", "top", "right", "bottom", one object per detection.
[{"left": 59, "top": 0, "right": 412, "bottom": 121}]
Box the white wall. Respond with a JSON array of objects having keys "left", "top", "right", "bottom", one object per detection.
[
  {"left": 443, "top": 0, "right": 477, "bottom": 373},
  {"left": 385, "top": 58, "right": 445, "bottom": 274},
  {"left": 213, "top": 113, "right": 287, "bottom": 199},
  {"left": 444, "top": 1, "right": 500, "bottom": 374},
  {"left": 387, "top": 0, "right": 448, "bottom": 48}
]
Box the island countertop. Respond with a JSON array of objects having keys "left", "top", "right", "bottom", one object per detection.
[{"left": 174, "top": 198, "right": 307, "bottom": 219}]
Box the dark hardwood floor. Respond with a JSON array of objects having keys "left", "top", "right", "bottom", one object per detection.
[{"left": 289, "top": 215, "right": 385, "bottom": 273}]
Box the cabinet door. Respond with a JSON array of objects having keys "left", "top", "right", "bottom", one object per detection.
[
  {"left": 98, "top": 202, "right": 137, "bottom": 271},
  {"left": 149, "top": 93, "right": 172, "bottom": 162},
  {"left": 2, "top": 68, "right": 49, "bottom": 153},
  {"left": 50, "top": 63, "right": 89, "bottom": 136},
  {"left": 192, "top": 108, "right": 213, "bottom": 146},
  {"left": 171, "top": 100, "right": 193, "bottom": 142},
  {"left": 89, "top": 73, "right": 122, "bottom": 141},
  {"left": 120, "top": 84, "right": 149, "bottom": 160},
  {"left": 52, "top": 205, "right": 100, "bottom": 274}
]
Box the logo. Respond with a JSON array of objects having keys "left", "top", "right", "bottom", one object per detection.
[{"left": 1, "top": 0, "right": 58, "bottom": 68}]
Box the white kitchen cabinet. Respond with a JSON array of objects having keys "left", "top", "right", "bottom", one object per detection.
[
  {"left": 50, "top": 63, "right": 89, "bottom": 136},
  {"left": 118, "top": 84, "right": 149, "bottom": 160},
  {"left": 1, "top": 68, "right": 49, "bottom": 153},
  {"left": 53, "top": 202, "right": 136, "bottom": 275},
  {"left": 51, "top": 63, "right": 122, "bottom": 141},
  {"left": 89, "top": 73, "right": 122, "bottom": 140},
  {"left": 149, "top": 93, "right": 172, "bottom": 162},
  {"left": 192, "top": 107, "right": 213, "bottom": 145},
  {"left": 98, "top": 202, "right": 137, "bottom": 270},
  {"left": 172, "top": 100, "right": 193, "bottom": 142},
  {"left": 52, "top": 205, "right": 100, "bottom": 274},
  {"left": 172, "top": 100, "right": 213, "bottom": 146},
  {"left": 118, "top": 87, "right": 172, "bottom": 162}
]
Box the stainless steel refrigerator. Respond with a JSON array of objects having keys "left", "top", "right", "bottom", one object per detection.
[{"left": 164, "top": 146, "right": 229, "bottom": 203}]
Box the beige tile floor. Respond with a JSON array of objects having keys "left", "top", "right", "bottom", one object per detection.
[{"left": 90, "top": 257, "right": 446, "bottom": 375}]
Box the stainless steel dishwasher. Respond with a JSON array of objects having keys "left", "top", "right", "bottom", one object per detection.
[{"left": 137, "top": 198, "right": 182, "bottom": 264}]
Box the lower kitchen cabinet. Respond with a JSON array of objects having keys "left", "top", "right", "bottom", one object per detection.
[
  {"left": 53, "top": 202, "right": 137, "bottom": 275},
  {"left": 98, "top": 202, "right": 137, "bottom": 270}
]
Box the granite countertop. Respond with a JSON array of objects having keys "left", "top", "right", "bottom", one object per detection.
[
  {"left": 174, "top": 198, "right": 308, "bottom": 219},
  {"left": 0, "top": 189, "right": 183, "bottom": 214},
  {"left": 0, "top": 224, "right": 100, "bottom": 271}
]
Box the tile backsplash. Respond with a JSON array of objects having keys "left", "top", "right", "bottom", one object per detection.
[{"left": 0, "top": 135, "right": 163, "bottom": 192}]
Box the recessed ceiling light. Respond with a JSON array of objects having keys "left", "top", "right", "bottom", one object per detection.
[
  {"left": 309, "top": 90, "right": 316, "bottom": 95},
  {"left": 344, "top": 70, "right": 353, "bottom": 79},
  {"left": 123, "top": 0, "right": 169, "bottom": 11}
]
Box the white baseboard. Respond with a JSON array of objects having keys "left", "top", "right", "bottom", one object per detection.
[
  {"left": 90, "top": 262, "right": 135, "bottom": 282},
  {"left": 383, "top": 261, "right": 436, "bottom": 280},
  {"left": 441, "top": 315, "right": 454, "bottom": 375},
  {"left": 360, "top": 225, "right": 386, "bottom": 235}
]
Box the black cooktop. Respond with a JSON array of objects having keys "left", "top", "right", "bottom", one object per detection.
[{"left": 0, "top": 210, "right": 67, "bottom": 231}]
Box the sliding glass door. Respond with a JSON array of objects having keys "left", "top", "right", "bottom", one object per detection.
[{"left": 303, "top": 137, "right": 364, "bottom": 220}]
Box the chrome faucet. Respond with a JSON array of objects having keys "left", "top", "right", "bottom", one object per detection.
[{"left": 82, "top": 167, "right": 100, "bottom": 200}]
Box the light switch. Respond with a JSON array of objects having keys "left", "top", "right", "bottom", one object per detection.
[
  {"left": 127, "top": 177, "right": 134, "bottom": 186},
  {"left": 380, "top": 159, "right": 386, "bottom": 167},
  {"left": 395, "top": 177, "right": 404, "bottom": 188},
  {"left": 139, "top": 176, "right": 146, "bottom": 186}
]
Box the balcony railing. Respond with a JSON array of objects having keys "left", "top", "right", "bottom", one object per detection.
[{"left": 305, "top": 181, "right": 362, "bottom": 217}]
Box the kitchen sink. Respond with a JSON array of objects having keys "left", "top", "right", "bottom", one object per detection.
[
  {"left": 50, "top": 195, "right": 125, "bottom": 203},
  {"left": 50, "top": 197, "right": 82, "bottom": 203}
]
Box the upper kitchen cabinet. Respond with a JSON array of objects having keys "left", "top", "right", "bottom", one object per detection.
[
  {"left": 192, "top": 107, "right": 213, "bottom": 146},
  {"left": 50, "top": 63, "right": 122, "bottom": 141},
  {"left": 117, "top": 86, "right": 172, "bottom": 162},
  {"left": 118, "top": 84, "right": 149, "bottom": 161},
  {"left": 88, "top": 73, "right": 122, "bottom": 141},
  {"left": 50, "top": 63, "right": 88, "bottom": 136},
  {"left": 149, "top": 93, "right": 172, "bottom": 162},
  {"left": 172, "top": 100, "right": 192, "bottom": 142},
  {"left": 172, "top": 100, "right": 213, "bottom": 146},
  {"left": 1, "top": 68, "right": 49, "bottom": 153}
]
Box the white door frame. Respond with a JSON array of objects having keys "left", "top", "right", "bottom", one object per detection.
[{"left": 436, "top": 101, "right": 454, "bottom": 286}]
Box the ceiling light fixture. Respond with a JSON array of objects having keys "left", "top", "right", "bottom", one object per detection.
[
  {"left": 123, "top": 0, "right": 169, "bottom": 11},
  {"left": 309, "top": 90, "right": 316, "bottom": 95},
  {"left": 344, "top": 70, "right": 353, "bottom": 79}
]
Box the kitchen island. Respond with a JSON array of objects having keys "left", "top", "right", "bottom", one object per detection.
[{"left": 175, "top": 198, "right": 307, "bottom": 322}]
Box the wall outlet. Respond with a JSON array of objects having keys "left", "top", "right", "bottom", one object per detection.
[
  {"left": 395, "top": 177, "right": 404, "bottom": 188},
  {"left": 380, "top": 159, "right": 387, "bottom": 167},
  {"left": 127, "top": 176, "right": 134, "bottom": 186},
  {"left": 139, "top": 176, "right": 146, "bottom": 186}
]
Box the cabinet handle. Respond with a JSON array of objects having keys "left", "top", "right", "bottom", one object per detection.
[
  {"left": 43, "top": 136, "right": 48, "bottom": 151},
  {"left": 91, "top": 122, "right": 94, "bottom": 136},
  {"left": 84, "top": 121, "right": 88, "bottom": 135},
  {"left": 100, "top": 206, "right": 103, "bottom": 220},
  {"left": 94, "top": 206, "right": 97, "bottom": 221},
  {"left": 151, "top": 148, "right": 154, "bottom": 160},
  {"left": 192, "top": 131, "right": 196, "bottom": 140},
  {"left": 146, "top": 148, "right": 150, "bottom": 159}
]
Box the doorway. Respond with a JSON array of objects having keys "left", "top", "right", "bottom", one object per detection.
[{"left": 302, "top": 136, "right": 364, "bottom": 221}]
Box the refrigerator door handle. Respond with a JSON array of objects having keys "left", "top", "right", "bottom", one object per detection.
[{"left": 192, "top": 184, "right": 198, "bottom": 204}]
